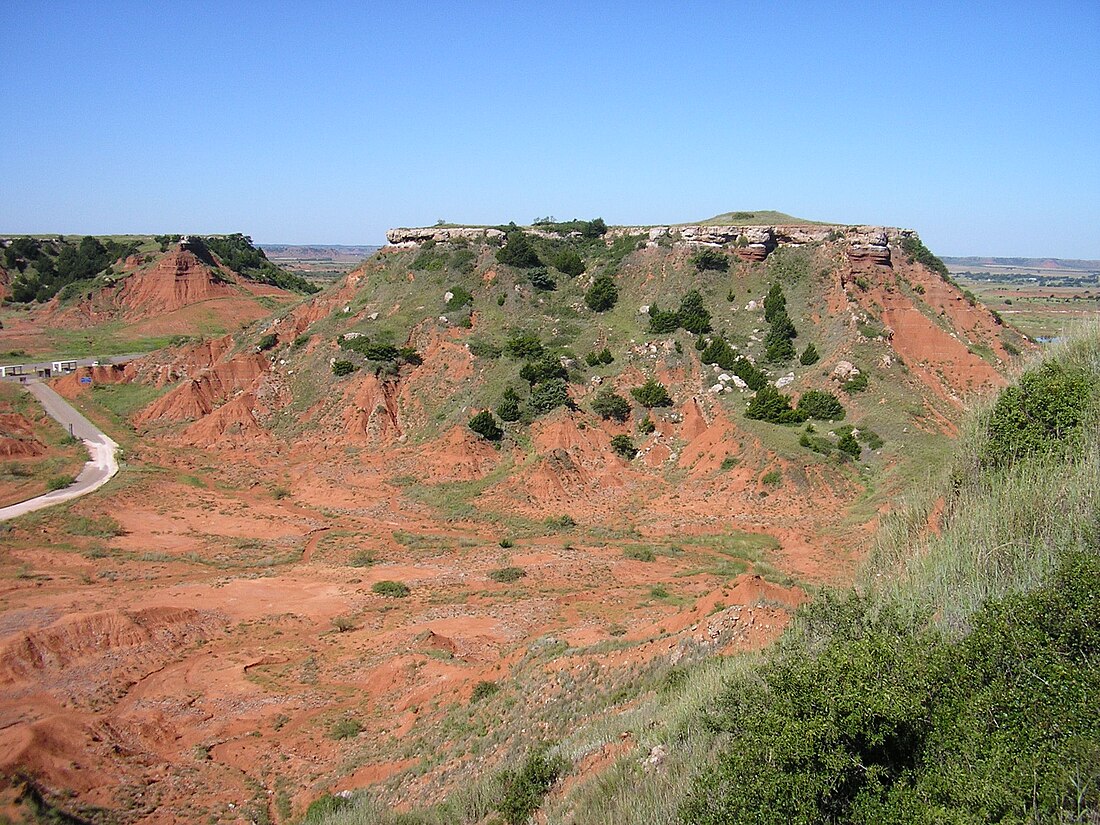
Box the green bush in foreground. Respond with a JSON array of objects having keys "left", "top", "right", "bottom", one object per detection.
[
  {"left": 683, "top": 549, "right": 1100, "bottom": 824},
  {"left": 745, "top": 385, "right": 806, "bottom": 424},
  {"left": 610, "top": 434, "right": 638, "bottom": 459},
  {"left": 591, "top": 389, "right": 631, "bottom": 422},
  {"left": 497, "top": 750, "right": 570, "bottom": 825},
  {"left": 584, "top": 275, "right": 618, "bottom": 311},
  {"left": 983, "top": 361, "right": 1094, "bottom": 468},
  {"left": 796, "top": 389, "right": 845, "bottom": 421}
]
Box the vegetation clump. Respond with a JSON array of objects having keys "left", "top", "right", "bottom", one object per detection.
[
  {"left": 371, "top": 580, "right": 410, "bottom": 598},
  {"left": 745, "top": 385, "right": 806, "bottom": 424},
  {"left": 795, "top": 389, "right": 845, "bottom": 421},
  {"left": 489, "top": 567, "right": 526, "bottom": 583},
  {"left": 591, "top": 389, "right": 631, "bottom": 422},
  {"left": 631, "top": 378, "right": 673, "bottom": 408},
  {"left": 584, "top": 275, "right": 619, "bottom": 311},
  {"left": 468, "top": 410, "right": 504, "bottom": 441},
  {"left": 496, "top": 229, "right": 542, "bottom": 268},
  {"left": 689, "top": 248, "right": 730, "bottom": 272},
  {"left": 610, "top": 434, "right": 638, "bottom": 459},
  {"left": 496, "top": 749, "right": 569, "bottom": 825}
]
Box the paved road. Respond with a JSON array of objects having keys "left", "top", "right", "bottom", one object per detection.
[{"left": 0, "top": 381, "right": 120, "bottom": 521}]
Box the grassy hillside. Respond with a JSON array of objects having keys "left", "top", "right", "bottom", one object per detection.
[
  {"left": 312, "top": 325, "right": 1099, "bottom": 824},
  {"left": 687, "top": 210, "right": 834, "bottom": 226}
]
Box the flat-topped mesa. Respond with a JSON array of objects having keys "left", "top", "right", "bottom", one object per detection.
[{"left": 384, "top": 223, "right": 915, "bottom": 265}]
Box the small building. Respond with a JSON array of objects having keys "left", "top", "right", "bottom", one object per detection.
[
  {"left": 51, "top": 360, "right": 77, "bottom": 374},
  {"left": 0, "top": 364, "right": 27, "bottom": 377}
]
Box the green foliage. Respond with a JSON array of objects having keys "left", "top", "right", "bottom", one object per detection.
[
  {"left": 719, "top": 454, "right": 739, "bottom": 471},
  {"left": 445, "top": 285, "right": 473, "bottom": 309},
  {"left": 328, "top": 717, "right": 363, "bottom": 740},
  {"left": 647, "top": 305, "right": 681, "bottom": 334},
  {"left": 530, "top": 378, "right": 571, "bottom": 414},
  {"left": 489, "top": 567, "right": 526, "bottom": 583},
  {"left": 983, "top": 362, "right": 1094, "bottom": 468},
  {"left": 585, "top": 350, "right": 600, "bottom": 366},
  {"left": 527, "top": 267, "right": 557, "bottom": 291},
  {"left": 745, "top": 385, "right": 807, "bottom": 424},
  {"left": 701, "top": 337, "right": 738, "bottom": 370},
  {"left": 677, "top": 289, "right": 712, "bottom": 334},
  {"left": 800, "top": 431, "right": 834, "bottom": 455},
  {"left": 761, "top": 469, "right": 782, "bottom": 487},
  {"left": 766, "top": 246, "right": 814, "bottom": 283},
  {"left": 256, "top": 332, "right": 278, "bottom": 352},
  {"left": 591, "top": 389, "right": 631, "bottom": 422},
  {"left": 496, "top": 230, "right": 542, "bottom": 268},
  {"left": 7, "top": 235, "right": 140, "bottom": 303},
  {"left": 520, "top": 355, "right": 567, "bottom": 384},
  {"left": 763, "top": 282, "right": 786, "bottom": 323},
  {"left": 372, "top": 580, "right": 410, "bottom": 598},
  {"left": 610, "top": 434, "right": 638, "bottom": 459},
  {"left": 843, "top": 372, "right": 869, "bottom": 393},
  {"left": 764, "top": 309, "right": 798, "bottom": 363},
  {"left": 468, "top": 410, "right": 503, "bottom": 441},
  {"left": 901, "top": 234, "right": 951, "bottom": 280},
  {"left": 449, "top": 247, "right": 477, "bottom": 274},
  {"left": 796, "top": 390, "right": 845, "bottom": 421},
  {"left": 625, "top": 546, "right": 656, "bottom": 562},
  {"left": 631, "top": 378, "right": 672, "bottom": 408},
  {"left": 731, "top": 356, "right": 768, "bottom": 391},
  {"left": 496, "top": 386, "right": 522, "bottom": 422},
  {"left": 683, "top": 550, "right": 1100, "bottom": 824},
  {"left": 584, "top": 275, "right": 619, "bottom": 311},
  {"left": 412, "top": 241, "right": 447, "bottom": 271},
  {"left": 689, "top": 248, "right": 730, "bottom": 272},
  {"left": 200, "top": 234, "right": 319, "bottom": 293},
  {"left": 531, "top": 217, "right": 607, "bottom": 238},
  {"left": 470, "top": 680, "right": 501, "bottom": 702},
  {"left": 638, "top": 416, "right": 656, "bottom": 434},
  {"left": 552, "top": 248, "right": 586, "bottom": 277},
  {"left": 303, "top": 794, "right": 351, "bottom": 821},
  {"left": 496, "top": 749, "right": 569, "bottom": 825},
  {"left": 837, "top": 430, "right": 862, "bottom": 457},
  {"left": 505, "top": 331, "right": 544, "bottom": 360},
  {"left": 46, "top": 475, "right": 74, "bottom": 491},
  {"left": 799, "top": 343, "right": 820, "bottom": 365},
  {"left": 332, "top": 359, "right": 356, "bottom": 376}
]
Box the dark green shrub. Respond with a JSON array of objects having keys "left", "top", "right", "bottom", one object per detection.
[
  {"left": 638, "top": 416, "right": 656, "bottom": 434},
  {"left": 796, "top": 390, "right": 845, "bottom": 421},
  {"left": 530, "top": 378, "right": 571, "bottom": 413},
  {"left": 469, "top": 410, "right": 503, "bottom": 441},
  {"left": 489, "top": 567, "right": 526, "bottom": 583},
  {"left": 678, "top": 289, "right": 712, "bottom": 334},
  {"left": 553, "top": 249, "right": 585, "bottom": 277},
  {"left": 528, "top": 267, "right": 557, "bottom": 291},
  {"left": 499, "top": 537, "right": 514, "bottom": 548},
  {"left": 837, "top": 430, "right": 861, "bottom": 457},
  {"left": 496, "top": 749, "right": 569, "bottom": 825},
  {"left": 332, "top": 360, "right": 356, "bottom": 376},
  {"left": 625, "top": 546, "right": 656, "bottom": 562},
  {"left": 745, "top": 385, "right": 807, "bottom": 424},
  {"left": 520, "top": 355, "right": 567, "bottom": 384},
  {"left": 763, "top": 282, "right": 786, "bottom": 323},
  {"left": 496, "top": 230, "right": 541, "bottom": 268},
  {"left": 497, "top": 387, "right": 522, "bottom": 422},
  {"left": 690, "top": 248, "right": 730, "bottom": 272},
  {"left": 256, "top": 332, "right": 278, "bottom": 351},
  {"left": 764, "top": 310, "right": 798, "bottom": 363},
  {"left": 446, "top": 285, "right": 473, "bottom": 309},
  {"left": 585, "top": 351, "right": 600, "bottom": 366},
  {"left": 858, "top": 428, "right": 885, "bottom": 450},
  {"left": 701, "top": 337, "right": 738, "bottom": 370},
  {"left": 470, "top": 680, "right": 501, "bottom": 702},
  {"left": 732, "top": 357, "right": 767, "bottom": 391},
  {"left": 372, "top": 580, "right": 410, "bottom": 598},
  {"left": 761, "top": 469, "right": 782, "bottom": 486},
  {"left": 610, "top": 434, "right": 638, "bottom": 459},
  {"left": 497, "top": 293, "right": 506, "bottom": 306},
  {"left": 631, "top": 378, "right": 672, "bottom": 408},
  {"left": 983, "top": 362, "right": 1094, "bottom": 467},
  {"left": 647, "top": 305, "right": 681, "bottom": 334},
  {"left": 546, "top": 514, "right": 576, "bottom": 528},
  {"left": 505, "top": 331, "right": 544, "bottom": 359},
  {"left": 46, "top": 476, "right": 74, "bottom": 491},
  {"left": 469, "top": 339, "right": 503, "bottom": 358},
  {"left": 799, "top": 343, "right": 820, "bottom": 365},
  {"left": 598, "top": 347, "right": 614, "bottom": 364},
  {"left": 591, "top": 389, "right": 631, "bottom": 422},
  {"left": 800, "top": 432, "right": 833, "bottom": 454},
  {"left": 720, "top": 455, "right": 739, "bottom": 471},
  {"left": 584, "top": 275, "right": 618, "bottom": 311}
]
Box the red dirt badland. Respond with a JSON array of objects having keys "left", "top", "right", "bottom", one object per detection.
[{"left": 0, "top": 229, "right": 1028, "bottom": 822}]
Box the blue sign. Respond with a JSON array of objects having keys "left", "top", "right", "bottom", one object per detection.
[{"left": 80, "top": 376, "right": 92, "bottom": 385}]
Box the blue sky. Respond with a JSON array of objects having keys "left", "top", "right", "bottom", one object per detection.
[{"left": 2, "top": 1, "right": 1097, "bottom": 256}]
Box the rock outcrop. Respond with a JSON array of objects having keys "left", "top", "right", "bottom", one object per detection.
[{"left": 386, "top": 223, "right": 914, "bottom": 266}]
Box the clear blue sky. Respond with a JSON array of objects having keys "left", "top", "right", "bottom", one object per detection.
[{"left": 2, "top": 1, "right": 1098, "bottom": 257}]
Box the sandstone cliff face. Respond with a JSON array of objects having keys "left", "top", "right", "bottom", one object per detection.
[{"left": 385, "top": 223, "right": 913, "bottom": 266}]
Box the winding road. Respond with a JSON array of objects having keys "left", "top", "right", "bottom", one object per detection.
[{"left": 0, "top": 381, "right": 120, "bottom": 521}]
